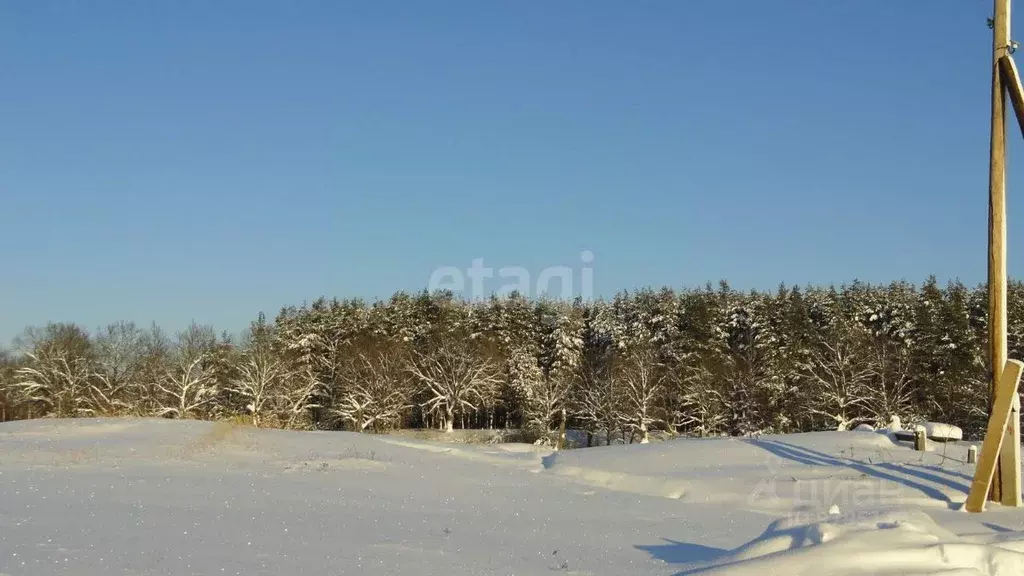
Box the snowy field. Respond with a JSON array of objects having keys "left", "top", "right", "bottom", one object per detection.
[{"left": 3, "top": 419, "right": 1024, "bottom": 575}]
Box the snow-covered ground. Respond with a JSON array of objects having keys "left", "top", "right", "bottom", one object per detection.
[{"left": 3, "top": 419, "right": 1024, "bottom": 575}]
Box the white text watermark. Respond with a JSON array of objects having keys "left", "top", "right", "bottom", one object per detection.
[{"left": 427, "top": 251, "right": 595, "bottom": 300}]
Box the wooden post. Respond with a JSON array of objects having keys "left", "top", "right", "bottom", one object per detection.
[
  {"left": 989, "top": 0, "right": 1011, "bottom": 504},
  {"left": 1001, "top": 393, "right": 1023, "bottom": 506},
  {"left": 914, "top": 429, "right": 928, "bottom": 452},
  {"left": 966, "top": 360, "right": 1024, "bottom": 512}
]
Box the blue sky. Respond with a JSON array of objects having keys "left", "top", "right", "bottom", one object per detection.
[{"left": 0, "top": 1, "right": 1018, "bottom": 343}]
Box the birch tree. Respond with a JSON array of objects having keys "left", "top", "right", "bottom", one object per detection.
[{"left": 616, "top": 345, "right": 664, "bottom": 443}]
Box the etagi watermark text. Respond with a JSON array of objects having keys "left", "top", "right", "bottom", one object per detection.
[{"left": 428, "top": 251, "right": 595, "bottom": 300}]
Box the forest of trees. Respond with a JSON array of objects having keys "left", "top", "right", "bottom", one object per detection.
[{"left": 2, "top": 276, "right": 1022, "bottom": 444}]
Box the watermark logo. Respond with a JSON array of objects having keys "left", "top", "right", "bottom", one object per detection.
[
  {"left": 746, "top": 445, "right": 906, "bottom": 525},
  {"left": 427, "top": 251, "right": 595, "bottom": 300}
]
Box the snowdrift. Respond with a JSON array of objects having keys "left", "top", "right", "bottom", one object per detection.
[{"left": 692, "top": 510, "right": 1024, "bottom": 575}]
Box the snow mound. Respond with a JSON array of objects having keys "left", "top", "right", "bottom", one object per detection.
[
  {"left": 540, "top": 461, "right": 686, "bottom": 499},
  {"left": 923, "top": 422, "right": 963, "bottom": 442},
  {"left": 853, "top": 424, "right": 875, "bottom": 432},
  {"left": 890, "top": 422, "right": 964, "bottom": 444},
  {"left": 694, "top": 510, "right": 1024, "bottom": 575}
]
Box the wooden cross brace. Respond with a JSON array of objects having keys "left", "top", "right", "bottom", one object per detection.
[{"left": 966, "top": 359, "right": 1024, "bottom": 513}]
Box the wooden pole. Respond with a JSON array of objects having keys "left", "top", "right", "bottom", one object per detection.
[
  {"left": 989, "top": 0, "right": 1011, "bottom": 504},
  {"left": 996, "top": 52, "right": 1024, "bottom": 508}
]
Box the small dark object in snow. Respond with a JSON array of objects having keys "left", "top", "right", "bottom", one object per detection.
[{"left": 893, "top": 430, "right": 916, "bottom": 442}]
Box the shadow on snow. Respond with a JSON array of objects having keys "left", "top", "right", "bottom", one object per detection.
[
  {"left": 746, "top": 439, "right": 968, "bottom": 509},
  {"left": 635, "top": 437, "right": 977, "bottom": 574},
  {"left": 633, "top": 539, "right": 728, "bottom": 573}
]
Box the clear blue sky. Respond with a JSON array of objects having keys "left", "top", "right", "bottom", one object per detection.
[{"left": 1, "top": 1, "right": 1019, "bottom": 343}]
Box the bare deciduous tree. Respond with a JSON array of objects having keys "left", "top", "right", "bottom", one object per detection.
[
  {"left": 90, "top": 321, "right": 148, "bottom": 416},
  {"left": 334, "top": 345, "right": 412, "bottom": 432},
  {"left": 14, "top": 350, "right": 93, "bottom": 418},
  {"left": 617, "top": 346, "right": 664, "bottom": 443},
  {"left": 276, "top": 367, "right": 322, "bottom": 430},
  {"left": 674, "top": 361, "right": 728, "bottom": 437},
  {"left": 800, "top": 320, "right": 873, "bottom": 431},
  {"left": 575, "top": 366, "right": 622, "bottom": 446},
  {"left": 408, "top": 342, "right": 501, "bottom": 433},
  {"left": 863, "top": 337, "right": 915, "bottom": 426},
  {"left": 226, "top": 313, "right": 289, "bottom": 427},
  {"left": 229, "top": 345, "right": 286, "bottom": 427},
  {"left": 155, "top": 355, "right": 217, "bottom": 419},
  {"left": 525, "top": 373, "right": 576, "bottom": 433},
  {"left": 155, "top": 325, "right": 219, "bottom": 419}
]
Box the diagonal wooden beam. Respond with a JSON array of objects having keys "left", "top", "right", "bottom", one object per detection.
[
  {"left": 967, "top": 359, "right": 1024, "bottom": 513},
  {"left": 1000, "top": 55, "right": 1024, "bottom": 140}
]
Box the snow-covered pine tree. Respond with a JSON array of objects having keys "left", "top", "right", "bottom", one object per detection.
[
  {"left": 746, "top": 286, "right": 793, "bottom": 433},
  {"left": 932, "top": 280, "right": 989, "bottom": 436},
  {"left": 718, "top": 284, "right": 776, "bottom": 436},
  {"left": 574, "top": 298, "right": 624, "bottom": 444},
  {"left": 527, "top": 299, "right": 584, "bottom": 436},
  {"left": 477, "top": 292, "right": 539, "bottom": 429},
  {"left": 778, "top": 285, "right": 827, "bottom": 432},
  {"left": 1008, "top": 280, "right": 1024, "bottom": 362},
  {"left": 298, "top": 298, "right": 371, "bottom": 428},
  {"left": 669, "top": 286, "right": 730, "bottom": 437},
  {"left": 909, "top": 276, "right": 946, "bottom": 418},
  {"left": 852, "top": 281, "right": 918, "bottom": 427}
]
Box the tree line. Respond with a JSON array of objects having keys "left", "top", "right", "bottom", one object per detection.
[{"left": 1, "top": 276, "right": 1019, "bottom": 443}]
